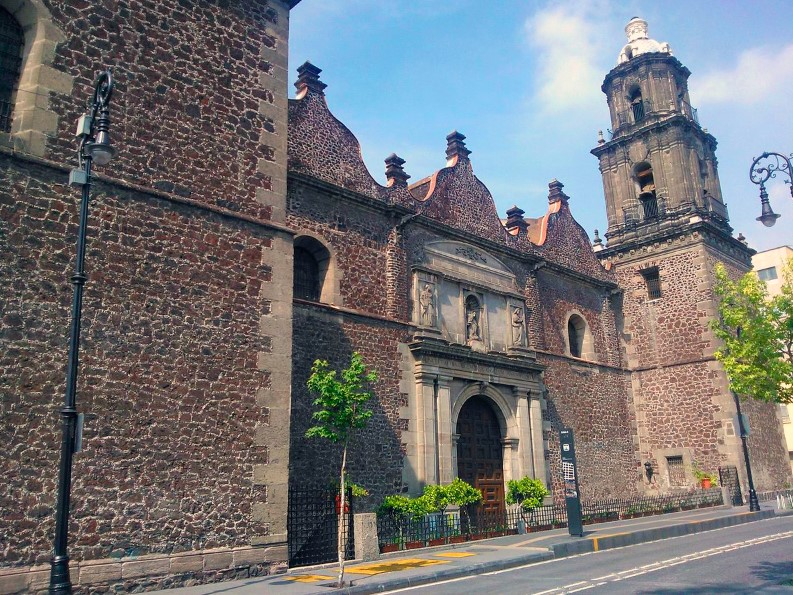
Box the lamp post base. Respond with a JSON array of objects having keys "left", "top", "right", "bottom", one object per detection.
[{"left": 49, "top": 555, "right": 72, "bottom": 595}]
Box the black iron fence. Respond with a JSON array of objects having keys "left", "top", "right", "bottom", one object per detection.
[
  {"left": 377, "top": 489, "right": 722, "bottom": 552},
  {"left": 756, "top": 488, "right": 793, "bottom": 503},
  {"left": 719, "top": 465, "right": 743, "bottom": 506},
  {"left": 287, "top": 487, "right": 354, "bottom": 568}
]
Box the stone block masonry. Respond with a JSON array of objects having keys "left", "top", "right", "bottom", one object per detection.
[
  {"left": 0, "top": 154, "right": 293, "bottom": 588},
  {"left": 1, "top": 0, "right": 296, "bottom": 591}
]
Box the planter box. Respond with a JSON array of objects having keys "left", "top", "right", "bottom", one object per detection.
[
  {"left": 428, "top": 538, "right": 446, "bottom": 547},
  {"left": 449, "top": 535, "right": 466, "bottom": 544},
  {"left": 468, "top": 534, "right": 487, "bottom": 541},
  {"left": 405, "top": 541, "right": 424, "bottom": 550},
  {"left": 380, "top": 543, "right": 400, "bottom": 554}
]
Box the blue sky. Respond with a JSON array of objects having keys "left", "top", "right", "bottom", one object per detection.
[{"left": 288, "top": 1, "right": 793, "bottom": 252}]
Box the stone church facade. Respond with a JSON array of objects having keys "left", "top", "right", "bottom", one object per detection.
[{"left": 1, "top": 5, "right": 790, "bottom": 593}]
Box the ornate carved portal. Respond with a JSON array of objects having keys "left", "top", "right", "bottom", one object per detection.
[{"left": 456, "top": 396, "right": 505, "bottom": 514}]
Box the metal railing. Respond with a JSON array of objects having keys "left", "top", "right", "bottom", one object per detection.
[
  {"left": 377, "top": 489, "right": 723, "bottom": 551},
  {"left": 611, "top": 98, "right": 700, "bottom": 134},
  {"left": 288, "top": 487, "right": 354, "bottom": 567},
  {"left": 756, "top": 488, "right": 793, "bottom": 502}
]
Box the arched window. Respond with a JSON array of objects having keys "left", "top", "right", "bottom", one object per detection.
[
  {"left": 634, "top": 162, "right": 658, "bottom": 220},
  {"left": 0, "top": 6, "right": 24, "bottom": 133},
  {"left": 294, "top": 247, "right": 320, "bottom": 301},
  {"left": 567, "top": 315, "right": 584, "bottom": 358},
  {"left": 629, "top": 87, "right": 645, "bottom": 122},
  {"left": 293, "top": 236, "right": 331, "bottom": 303}
]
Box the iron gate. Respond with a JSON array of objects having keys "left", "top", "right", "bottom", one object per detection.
[
  {"left": 287, "top": 487, "right": 354, "bottom": 567},
  {"left": 719, "top": 465, "right": 743, "bottom": 506}
]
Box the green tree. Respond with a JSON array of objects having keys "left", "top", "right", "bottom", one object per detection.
[
  {"left": 505, "top": 477, "right": 549, "bottom": 526},
  {"left": 711, "top": 262, "right": 793, "bottom": 404},
  {"left": 306, "top": 352, "right": 378, "bottom": 588}
]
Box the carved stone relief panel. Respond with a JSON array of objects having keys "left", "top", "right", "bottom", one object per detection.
[
  {"left": 414, "top": 272, "right": 438, "bottom": 330},
  {"left": 508, "top": 301, "right": 527, "bottom": 348}
]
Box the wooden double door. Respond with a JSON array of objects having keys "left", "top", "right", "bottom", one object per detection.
[{"left": 456, "top": 396, "right": 504, "bottom": 514}]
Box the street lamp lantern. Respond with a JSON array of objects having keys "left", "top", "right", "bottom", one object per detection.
[
  {"left": 49, "top": 69, "right": 116, "bottom": 595},
  {"left": 749, "top": 151, "right": 793, "bottom": 227}
]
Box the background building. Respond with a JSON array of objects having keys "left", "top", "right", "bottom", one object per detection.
[{"left": 752, "top": 245, "right": 793, "bottom": 474}]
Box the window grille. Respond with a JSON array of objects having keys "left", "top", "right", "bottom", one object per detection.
[
  {"left": 643, "top": 268, "right": 661, "bottom": 300},
  {"left": 0, "top": 7, "right": 23, "bottom": 133},
  {"left": 666, "top": 456, "right": 686, "bottom": 487},
  {"left": 641, "top": 195, "right": 659, "bottom": 219},
  {"left": 631, "top": 99, "right": 645, "bottom": 122},
  {"left": 294, "top": 247, "right": 320, "bottom": 301}
]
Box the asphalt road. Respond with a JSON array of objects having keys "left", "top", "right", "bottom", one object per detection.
[{"left": 384, "top": 516, "right": 793, "bottom": 594}]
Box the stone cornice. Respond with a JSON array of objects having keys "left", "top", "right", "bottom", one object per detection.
[
  {"left": 591, "top": 113, "right": 716, "bottom": 159},
  {"left": 598, "top": 220, "right": 754, "bottom": 267},
  {"left": 602, "top": 53, "right": 690, "bottom": 92},
  {"left": 409, "top": 337, "right": 545, "bottom": 375}
]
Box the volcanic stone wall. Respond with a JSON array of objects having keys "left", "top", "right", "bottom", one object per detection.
[
  {"left": 610, "top": 235, "right": 791, "bottom": 491},
  {"left": 533, "top": 269, "right": 638, "bottom": 500},
  {"left": 1, "top": 0, "right": 294, "bottom": 591},
  {"left": 31, "top": 0, "right": 290, "bottom": 221},
  {"left": 286, "top": 178, "right": 411, "bottom": 510}
]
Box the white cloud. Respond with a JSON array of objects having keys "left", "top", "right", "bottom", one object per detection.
[
  {"left": 697, "top": 44, "right": 793, "bottom": 105},
  {"left": 525, "top": 3, "right": 608, "bottom": 114}
]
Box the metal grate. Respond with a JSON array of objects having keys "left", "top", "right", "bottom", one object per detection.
[
  {"left": 643, "top": 268, "right": 662, "bottom": 300},
  {"left": 287, "top": 487, "right": 354, "bottom": 568},
  {"left": 0, "top": 7, "right": 23, "bottom": 133},
  {"left": 666, "top": 456, "right": 686, "bottom": 486},
  {"left": 719, "top": 466, "right": 743, "bottom": 506},
  {"left": 641, "top": 195, "right": 659, "bottom": 219},
  {"left": 631, "top": 100, "right": 645, "bottom": 122},
  {"left": 293, "top": 247, "right": 320, "bottom": 301}
]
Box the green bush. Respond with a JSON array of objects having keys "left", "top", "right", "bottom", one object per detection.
[{"left": 505, "top": 477, "right": 549, "bottom": 524}]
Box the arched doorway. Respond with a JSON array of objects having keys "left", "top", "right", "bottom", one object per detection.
[{"left": 456, "top": 396, "right": 505, "bottom": 513}]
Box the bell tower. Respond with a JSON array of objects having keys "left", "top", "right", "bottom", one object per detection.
[
  {"left": 592, "top": 17, "right": 730, "bottom": 248},
  {"left": 592, "top": 19, "right": 791, "bottom": 494}
]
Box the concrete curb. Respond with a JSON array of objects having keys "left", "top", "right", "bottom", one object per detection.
[
  {"left": 551, "top": 509, "right": 774, "bottom": 557},
  {"left": 336, "top": 510, "right": 775, "bottom": 595},
  {"left": 339, "top": 551, "right": 554, "bottom": 595}
]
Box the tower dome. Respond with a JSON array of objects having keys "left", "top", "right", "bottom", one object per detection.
[{"left": 617, "top": 17, "right": 671, "bottom": 64}]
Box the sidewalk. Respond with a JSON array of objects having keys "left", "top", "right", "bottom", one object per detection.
[{"left": 152, "top": 504, "right": 781, "bottom": 595}]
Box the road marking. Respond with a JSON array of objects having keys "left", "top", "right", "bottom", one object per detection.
[
  {"left": 527, "top": 529, "right": 793, "bottom": 594},
  {"left": 344, "top": 558, "right": 449, "bottom": 575},
  {"left": 379, "top": 523, "right": 793, "bottom": 594},
  {"left": 285, "top": 574, "right": 334, "bottom": 583}
]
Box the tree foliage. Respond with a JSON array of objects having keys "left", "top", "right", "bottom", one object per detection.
[
  {"left": 505, "top": 477, "right": 549, "bottom": 514},
  {"left": 711, "top": 262, "right": 793, "bottom": 404},
  {"left": 306, "top": 352, "right": 378, "bottom": 443},
  {"left": 305, "top": 352, "right": 378, "bottom": 588}
]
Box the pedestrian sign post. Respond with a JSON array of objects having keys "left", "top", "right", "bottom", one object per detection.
[{"left": 560, "top": 428, "right": 583, "bottom": 537}]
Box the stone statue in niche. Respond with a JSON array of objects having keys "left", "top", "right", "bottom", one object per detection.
[
  {"left": 419, "top": 283, "right": 435, "bottom": 327},
  {"left": 465, "top": 296, "right": 481, "bottom": 341},
  {"left": 511, "top": 306, "right": 525, "bottom": 347}
]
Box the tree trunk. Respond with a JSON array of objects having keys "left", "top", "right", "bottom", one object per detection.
[{"left": 337, "top": 442, "right": 348, "bottom": 588}]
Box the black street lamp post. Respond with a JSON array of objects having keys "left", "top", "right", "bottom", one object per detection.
[
  {"left": 49, "top": 69, "right": 116, "bottom": 595},
  {"left": 749, "top": 151, "right": 793, "bottom": 227},
  {"left": 732, "top": 390, "right": 761, "bottom": 512}
]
